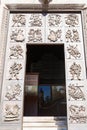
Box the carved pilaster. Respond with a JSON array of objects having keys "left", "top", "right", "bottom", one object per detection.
[
  {"left": 82, "top": 8, "right": 87, "bottom": 70},
  {"left": 0, "top": 7, "right": 9, "bottom": 101}
]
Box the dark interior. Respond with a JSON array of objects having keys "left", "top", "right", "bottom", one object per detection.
[
  {"left": 26, "top": 45, "right": 65, "bottom": 84},
  {"left": 24, "top": 45, "right": 66, "bottom": 116}
]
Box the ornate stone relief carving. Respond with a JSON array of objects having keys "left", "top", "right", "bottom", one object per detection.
[
  {"left": 69, "top": 62, "right": 81, "bottom": 80},
  {"left": 10, "top": 29, "right": 25, "bottom": 42},
  {"left": 48, "top": 14, "right": 61, "bottom": 26},
  {"left": 9, "top": 62, "right": 22, "bottom": 80},
  {"left": 67, "top": 44, "right": 81, "bottom": 59},
  {"left": 12, "top": 14, "right": 26, "bottom": 27},
  {"left": 65, "top": 14, "right": 79, "bottom": 27},
  {"left": 1, "top": 12, "right": 86, "bottom": 129},
  {"left": 65, "top": 29, "right": 80, "bottom": 42},
  {"left": 4, "top": 104, "right": 20, "bottom": 121},
  {"left": 68, "top": 83, "right": 85, "bottom": 101},
  {"left": 9, "top": 45, "right": 23, "bottom": 59},
  {"left": 28, "top": 29, "right": 42, "bottom": 42},
  {"left": 69, "top": 105, "right": 87, "bottom": 123},
  {"left": 29, "top": 14, "right": 42, "bottom": 27},
  {"left": 5, "top": 84, "right": 22, "bottom": 101},
  {"left": 48, "top": 29, "right": 62, "bottom": 42}
]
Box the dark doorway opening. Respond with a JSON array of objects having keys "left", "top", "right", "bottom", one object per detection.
[{"left": 24, "top": 45, "right": 66, "bottom": 116}]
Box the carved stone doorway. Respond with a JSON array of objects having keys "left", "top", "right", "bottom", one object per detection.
[{"left": 1, "top": 11, "right": 86, "bottom": 130}]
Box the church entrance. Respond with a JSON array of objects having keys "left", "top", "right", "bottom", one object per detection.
[
  {"left": 24, "top": 44, "right": 66, "bottom": 116},
  {"left": 1, "top": 10, "right": 86, "bottom": 130}
]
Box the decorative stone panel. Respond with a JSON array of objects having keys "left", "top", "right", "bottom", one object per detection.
[
  {"left": 0, "top": 11, "right": 87, "bottom": 130},
  {"left": 1, "top": 13, "right": 26, "bottom": 130},
  {"left": 65, "top": 12, "right": 87, "bottom": 130},
  {"left": 3, "top": 101, "right": 21, "bottom": 122},
  {"left": 65, "top": 43, "right": 84, "bottom": 59},
  {"left": 66, "top": 61, "right": 86, "bottom": 80}
]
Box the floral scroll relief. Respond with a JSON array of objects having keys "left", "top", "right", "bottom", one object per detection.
[
  {"left": 69, "top": 62, "right": 81, "bottom": 80},
  {"left": 10, "top": 29, "right": 25, "bottom": 42},
  {"left": 5, "top": 84, "right": 22, "bottom": 101},
  {"left": 48, "top": 14, "right": 61, "bottom": 26},
  {"left": 48, "top": 29, "right": 62, "bottom": 42},
  {"left": 65, "top": 14, "right": 79, "bottom": 27},
  {"left": 12, "top": 14, "right": 26, "bottom": 27},
  {"left": 65, "top": 29, "right": 80, "bottom": 42},
  {"left": 68, "top": 84, "right": 85, "bottom": 101},
  {"left": 67, "top": 44, "right": 81, "bottom": 59},
  {"left": 69, "top": 105, "right": 87, "bottom": 123},
  {"left": 4, "top": 104, "right": 20, "bottom": 121},
  {"left": 9, "top": 45, "right": 23, "bottom": 59},
  {"left": 9, "top": 62, "right": 22, "bottom": 80},
  {"left": 28, "top": 29, "right": 42, "bottom": 42},
  {"left": 29, "top": 14, "right": 42, "bottom": 27}
]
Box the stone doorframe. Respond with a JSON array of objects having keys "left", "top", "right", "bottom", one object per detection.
[{"left": 0, "top": 2, "right": 87, "bottom": 130}]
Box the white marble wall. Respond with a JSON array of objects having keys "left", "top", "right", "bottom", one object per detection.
[{"left": 0, "top": 1, "right": 87, "bottom": 130}]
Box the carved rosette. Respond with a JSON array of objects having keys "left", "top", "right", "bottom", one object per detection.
[
  {"left": 5, "top": 84, "right": 22, "bottom": 101},
  {"left": 3, "top": 103, "right": 20, "bottom": 122},
  {"left": 9, "top": 45, "right": 24, "bottom": 59},
  {"left": 65, "top": 29, "right": 80, "bottom": 43},
  {"left": 68, "top": 83, "right": 85, "bottom": 101},
  {"left": 11, "top": 14, "right": 26, "bottom": 27},
  {"left": 7, "top": 62, "right": 23, "bottom": 80},
  {"left": 28, "top": 28, "right": 43, "bottom": 43},
  {"left": 29, "top": 14, "right": 43, "bottom": 27},
  {"left": 10, "top": 28, "right": 25, "bottom": 42},
  {"left": 48, "top": 14, "right": 62, "bottom": 27},
  {"left": 48, "top": 29, "right": 62, "bottom": 42},
  {"left": 69, "top": 62, "right": 82, "bottom": 80},
  {"left": 66, "top": 44, "right": 83, "bottom": 59},
  {"left": 65, "top": 14, "right": 79, "bottom": 27},
  {"left": 69, "top": 105, "right": 87, "bottom": 123}
]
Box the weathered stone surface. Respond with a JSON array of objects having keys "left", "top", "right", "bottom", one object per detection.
[{"left": 0, "top": 1, "right": 87, "bottom": 130}]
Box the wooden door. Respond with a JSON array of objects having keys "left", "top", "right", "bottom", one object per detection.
[{"left": 24, "top": 73, "right": 39, "bottom": 116}]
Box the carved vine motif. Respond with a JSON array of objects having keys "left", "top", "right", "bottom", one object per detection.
[
  {"left": 48, "top": 14, "right": 61, "bottom": 26},
  {"left": 69, "top": 105, "right": 87, "bottom": 123},
  {"left": 48, "top": 29, "right": 62, "bottom": 42},
  {"left": 69, "top": 62, "right": 81, "bottom": 80},
  {"left": 4, "top": 104, "right": 20, "bottom": 121},
  {"left": 9, "top": 45, "right": 23, "bottom": 59},
  {"left": 12, "top": 14, "right": 26, "bottom": 27},
  {"left": 68, "top": 84, "right": 85, "bottom": 101},
  {"left": 65, "top": 14, "right": 79, "bottom": 27},
  {"left": 5, "top": 84, "right": 22, "bottom": 101},
  {"left": 67, "top": 44, "right": 81, "bottom": 59},
  {"left": 28, "top": 29, "right": 42, "bottom": 42},
  {"left": 10, "top": 29, "right": 25, "bottom": 42},
  {"left": 65, "top": 29, "right": 80, "bottom": 42},
  {"left": 29, "top": 14, "right": 42, "bottom": 27},
  {"left": 9, "top": 62, "right": 22, "bottom": 80}
]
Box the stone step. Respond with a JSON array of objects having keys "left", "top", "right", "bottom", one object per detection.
[
  {"left": 23, "top": 117, "right": 67, "bottom": 122},
  {"left": 23, "top": 117, "right": 67, "bottom": 130},
  {"left": 23, "top": 117, "right": 55, "bottom": 122},
  {"left": 23, "top": 127, "right": 67, "bottom": 130}
]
